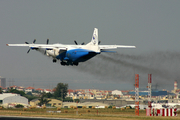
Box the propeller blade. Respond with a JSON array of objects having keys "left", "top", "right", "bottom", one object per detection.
[
  {"left": 74, "top": 40, "right": 78, "bottom": 45},
  {"left": 81, "top": 42, "right": 85, "bottom": 45},
  {"left": 33, "top": 39, "right": 36, "bottom": 44},
  {"left": 25, "top": 42, "right": 29, "bottom": 44},
  {"left": 47, "top": 39, "right": 49, "bottom": 44},
  {"left": 98, "top": 41, "right": 101, "bottom": 45},
  {"left": 27, "top": 49, "right": 30, "bottom": 53}
]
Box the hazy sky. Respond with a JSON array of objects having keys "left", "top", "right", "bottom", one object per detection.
[{"left": 1, "top": 0, "right": 180, "bottom": 90}]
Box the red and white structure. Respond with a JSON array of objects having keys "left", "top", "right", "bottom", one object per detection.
[
  {"left": 146, "top": 108, "right": 177, "bottom": 116},
  {"left": 148, "top": 74, "right": 152, "bottom": 108},
  {"left": 135, "top": 74, "right": 139, "bottom": 116}
]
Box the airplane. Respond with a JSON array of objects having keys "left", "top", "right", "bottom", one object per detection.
[{"left": 6, "top": 28, "right": 136, "bottom": 66}]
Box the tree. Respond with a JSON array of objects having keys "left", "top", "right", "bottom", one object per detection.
[
  {"left": 54, "top": 83, "right": 68, "bottom": 99},
  {"left": 15, "top": 104, "right": 24, "bottom": 108},
  {"left": 26, "top": 92, "right": 33, "bottom": 96},
  {"left": 44, "top": 92, "right": 53, "bottom": 98},
  {"left": 74, "top": 99, "right": 80, "bottom": 103},
  {"left": 0, "top": 88, "right": 2, "bottom": 94},
  {"left": 38, "top": 93, "right": 51, "bottom": 106},
  {"left": 8, "top": 88, "right": 25, "bottom": 96},
  {"left": 63, "top": 97, "right": 73, "bottom": 102}
]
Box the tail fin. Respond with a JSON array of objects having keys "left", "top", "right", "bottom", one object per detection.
[{"left": 87, "top": 28, "right": 98, "bottom": 46}]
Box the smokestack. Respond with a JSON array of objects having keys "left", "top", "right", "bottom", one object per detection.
[{"left": 174, "top": 80, "right": 177, "bottom": 91}]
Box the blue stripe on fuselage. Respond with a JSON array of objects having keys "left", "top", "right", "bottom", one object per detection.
[{"left": 56, "top": 49, "right": 99, "bottom": 62}]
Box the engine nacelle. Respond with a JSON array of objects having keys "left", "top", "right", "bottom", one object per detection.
[{"left": 46, "top": 48, "right": 61, "bottom": 57}]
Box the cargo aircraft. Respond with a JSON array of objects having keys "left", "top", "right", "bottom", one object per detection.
[{"left": 6, "top": 28, "right": 136, "bottom": 66}]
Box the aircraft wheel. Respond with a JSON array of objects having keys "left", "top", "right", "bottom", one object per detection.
[
  {"left": 73, "top": 62, "right": 79, "bottom": 66},
  {"left": 60, "top": 62, "right": 65, "bottom": 66},
  {"left": 53, "top": 59, "right": 57, "bottom": 63},
  {"left": 66, "top": 63, "right": 69, "bottom": 66}
]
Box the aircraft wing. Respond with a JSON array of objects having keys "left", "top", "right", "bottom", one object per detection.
[
  {"left": 6, "top": 44, "right": 68, "bottom": 50},
  {"left": 99, "top": 45, "right": 136, "bottom": 50},
  {"left": 6, "top": 44, "right": 30, "bottom": 47}
]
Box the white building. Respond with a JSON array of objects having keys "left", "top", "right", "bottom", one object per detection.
[
  {"left": 0, "top": 76, "right": 6, "bottom": 88},
  {"left": 25, "top": 87, "right": 34, "bottom": 93},
  {"left": 0, "top": 93, "right": 28, "bottom": 108},
  {"left": 112, "top": 90, "right": 123, "bottom": 96},
  {"left": 17, "top": 86, "right": 25, "bottom": 91},
  {"left": 44, "top": 89, "right": 53, "bottom": 94}
]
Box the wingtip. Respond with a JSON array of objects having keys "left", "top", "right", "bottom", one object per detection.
[{"left": 6, "top": 44, "right": 9, "bottom": 46}]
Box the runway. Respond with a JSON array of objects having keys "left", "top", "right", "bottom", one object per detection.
[{"left": 0, "top": 116, "right": 87, "bottom": 120}]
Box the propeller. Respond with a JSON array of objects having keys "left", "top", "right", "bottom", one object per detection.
[
  {"left": 98, "top": 41, "right": 101, "bottom": 45},
  {"left": 44, "top": 39, "right": 49, "bottom": 54},
  {"left": 47, "top": 39, "right": 49, "bottom": 44},
  {"left": 25, "top": 39, "right": 36, "bottom": 54},
  {"left": 27, "top": 49, "right": 31, "bottom": 54},
  {"left": 33, "top": 39, "right": 36, "bottom": 44},
  {"left": 74, "top": 40, "right": 78, "bottom": 45},
  {"left": 74, "top": 40, "right": 85, "bottom": 45}
]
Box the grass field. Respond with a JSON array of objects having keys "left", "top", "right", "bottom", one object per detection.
[{"left": 0, "top": 108, "right": 180, "bottom": 120}]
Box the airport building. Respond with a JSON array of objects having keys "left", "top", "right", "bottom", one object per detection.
[
  {"left": 0, "top": 93, "right": 28, "bottom": 108},
  {"left": 112, "top": 90, "right": 123, "bottom": 96},
  {"left": 0, "top": 76, "right": 6, "bottom": 88},
  {"left": 63, "top": 102, "right": 109, "bottom": 108},
  {"left": 30, "top": 98, "right": 62, "bottom": 107}
]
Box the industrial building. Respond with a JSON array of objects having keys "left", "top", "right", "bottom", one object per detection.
[
  {"left": 0, "top": 76, "right": 6, "bottom": 88},
  {"left": 30, "top": 98, "right": 62, "bottom": 108},
  {"left": 129, "top": 90, "right": 167, "bottom": 96},
  {"left": 112, "top": 90, "right": 123, "bottom": 96},
  {"left": 63, "top": 102, "right": 109, "bottom": 108},
  {"left": 0, "top": 93, "right": 28, "bottom": 108}
]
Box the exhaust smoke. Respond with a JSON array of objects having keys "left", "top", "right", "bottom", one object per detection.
[{"left": 73, "top": 51, "right": 180, "bottom": 89}]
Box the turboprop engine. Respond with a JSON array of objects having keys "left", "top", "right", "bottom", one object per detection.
[{"left": 46, "top": 48, "right": 61, "bottom": 57}]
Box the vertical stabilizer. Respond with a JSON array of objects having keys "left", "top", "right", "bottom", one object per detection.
[
  {"left": 85, "top": 28, "right": 100, "bottom": 52},
  {"left": 87, "top": 28, "right": 98, "bottom": 46}
]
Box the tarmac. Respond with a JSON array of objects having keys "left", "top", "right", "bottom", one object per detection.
[{"left": 0, "top": 116, "right": 88, "bottom": 120}]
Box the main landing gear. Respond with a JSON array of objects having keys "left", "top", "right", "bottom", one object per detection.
[
  {"left": 52, "top": 59, "right": 78, "bottom": 66},
  {"left": 60, "top": 61, "right": 66, "bottom": 66},
  {"left": 60, "top": 61, "right": 79, "bottom": 66},
  {"left": 73, "top": 62, "right": 78, "bottom": 66}
]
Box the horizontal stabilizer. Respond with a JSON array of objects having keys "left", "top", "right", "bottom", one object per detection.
[
  {"left": 101, "top": 50, "right": 117, "bottom": 53},
  {"left": 99, "top": 45, "right": 136, "bottom": 51}
]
